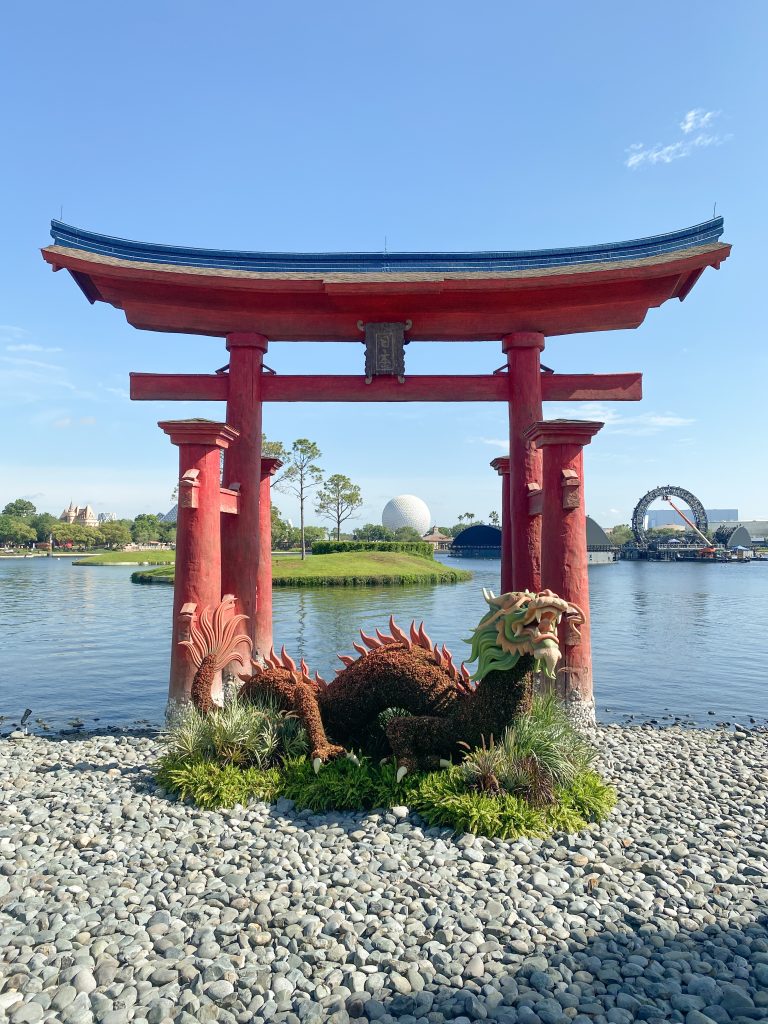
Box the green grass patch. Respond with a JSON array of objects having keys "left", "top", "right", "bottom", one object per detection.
[
  {"left": 411, "top": 766, "right": 615, "bottom": 840},
  {"left": 155, "top": 755, "right": 282, "bottom": 810},
  {"left": 132, "top": 551, "right": 471, "bottom": 587},
  {"left": 75, "top": 549, "right": 176, "bottom": 566},
  {"left": 155, "top": 751, "right": 615, "bottom": 837}
]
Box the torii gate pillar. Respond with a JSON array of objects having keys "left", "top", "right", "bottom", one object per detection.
[
  {"left": 256, "top": 457, "right": 283, "bottom": 657},
  {"left": 525, "top": 419, "right": 603, "bottom": 725},
  {"left": 160, "top": 419, "right": 239, "bottom": 704},
  {"left": 504, "top": 332, "right": 544, "bottom": 592},
  {"left": 490, "top": 457, "right": 512, "bottom": 593},
  {"left": 221, "top": 333, "right": 268, "bottom": 657}
]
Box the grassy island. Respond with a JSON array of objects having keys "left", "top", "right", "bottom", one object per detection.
[
  {"left": 74, "top": 550, "right": 176, "bottom": 566},
  {"left": 131, "top": 551, "right": 471, "bottom": 587}
]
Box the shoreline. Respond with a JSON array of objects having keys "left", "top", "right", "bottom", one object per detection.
[{"left": 1, "top": 724, "right": 766, "bottom": 1023}]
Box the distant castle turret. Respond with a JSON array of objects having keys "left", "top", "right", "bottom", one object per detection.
[{"left": 59, "top": 502, "right": 99, "bottom": 528}]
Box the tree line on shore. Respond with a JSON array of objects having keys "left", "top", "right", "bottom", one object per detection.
[{"left": 1, "top": 438, "right": 502, "bottom": 553}]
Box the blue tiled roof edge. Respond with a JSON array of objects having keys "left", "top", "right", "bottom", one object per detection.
[{"left": 49, "top": 218, "right": 725, "bottom": 274}]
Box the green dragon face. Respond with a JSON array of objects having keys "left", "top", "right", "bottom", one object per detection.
[{"left": 466, "top": 588, "right": 584, "bottom": 682}]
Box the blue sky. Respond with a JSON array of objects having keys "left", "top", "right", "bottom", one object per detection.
[{"left": 1, "top": 2, "right": 765, "bottom": 527}]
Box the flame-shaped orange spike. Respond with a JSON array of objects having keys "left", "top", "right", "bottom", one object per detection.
[
  {"left": 352, "top": 642, "right": 367, "bottom": 658},
  {"left": 432, "top": 645, "right": 443, "bottom": 668},
  {"left": 280, "top": 646, "right": 297, "bottom": 673},
  {"left": 460, "top": 663, "right": 471, "bottom": 682},
  {"left": 418, "top": 622, "right": 433, "bottom": 651},
  {"left": 359, "top": 629, "right": 381, "bottom": 650},
  {"left": 314, "top": 671, "right": 328, "bottom": 687},
  {"left": 409, "top": 621, "right": 420, "bottom": 644},
  {"left": 389, "top": 616, "right": 411, "bottom": 648},
  {"left": 338, "top": 654, "right": 356, "bottom": 667},
  {"left": 299, "top": 658, "right": 309, "bottom": 676}
]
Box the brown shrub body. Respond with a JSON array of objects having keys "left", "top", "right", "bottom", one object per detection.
[{"left": 240, "top": 643, "right": 534, "bottom": 771}]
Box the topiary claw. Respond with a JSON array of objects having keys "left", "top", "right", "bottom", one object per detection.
[
  {"left": 439, "top": 758, "right": 452, "bottom": 769},
  {"left": 312, "top": 757, "right": 323, "bottom": 774},
  {"left": 346, "top": 752, "right": 360, "bottom": 766},
  {"left": 396, "top": 765, "right": 408, "bottom": 783}
]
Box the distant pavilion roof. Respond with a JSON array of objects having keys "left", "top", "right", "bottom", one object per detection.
[{"left": 41, "top": 219, "right": 730, "bottom": 340}]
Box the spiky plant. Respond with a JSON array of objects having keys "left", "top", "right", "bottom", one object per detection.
[
  {"left": 497, "top": 694, "right": 597, "bottom": 807},
  {"left": 179, "top": 597, "right": 252, "bottom": 713},
  {"left": 161, "top": 692, "right": 307, "bottom": 770},
  {"left": 163, "top": 702, "right": 214, "bottom": 761},
  {"left": 460, "top": 736, "right": 503, "bottom": 795}
]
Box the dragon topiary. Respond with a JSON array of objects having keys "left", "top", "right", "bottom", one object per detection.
[{"left": 231, "top": 588, "right": 584, "bottom": 776}]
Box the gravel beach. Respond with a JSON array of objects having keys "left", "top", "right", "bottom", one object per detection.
[{"left": 1, "top": 725, "right": 766, "bottom": 1024}]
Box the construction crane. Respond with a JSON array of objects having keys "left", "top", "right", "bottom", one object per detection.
[{"left": 663, "top": 495, "right": 716, "bottom": 552}]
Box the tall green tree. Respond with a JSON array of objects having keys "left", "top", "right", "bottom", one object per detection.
[
  {"left": 488, "top": 511, "right": 500, "bottom": 527},
  {"left": 132, "top": 514, "right": 162, "bottom": 544},
  {"left": 394, "top": 526, "right": 423, "bottom": 542},
  {"left": 262, "top": 432, "right": 289, "bottom": 461},
  {"left": 100, "top": 520, "right": 132, "bottom": 549},
  {"left": 353, "top": 523, "right": 395, "bottom": 541},
  {"left": 275, "top": 439, "right": 323, "bottom": 559},
  {"left": 315, "top": 474, "right": 363, "bottom": 540},
  {"left": 2, "top": 498, "right": 36, "bottom": 518},
  {"left": 30, "top": 512, "right": 59, "bottom": 542},
  {"left": 0, "top": 515, "right": 36, "bottom": 546}
]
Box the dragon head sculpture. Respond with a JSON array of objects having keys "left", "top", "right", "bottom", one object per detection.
[{"left": 467, "top": 588, "right": 584, "bottom": 682}]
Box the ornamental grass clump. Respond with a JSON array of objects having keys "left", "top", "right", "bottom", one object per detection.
[
  {"left": 162, "top": 692, "right": 307, "bottom": 769},
  {"left": 460, "top": 694, "right": 598, "bottom": 807}
]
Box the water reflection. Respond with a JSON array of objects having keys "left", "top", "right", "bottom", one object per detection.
[{"left": 1, "top": 557, "right": 766, "bottom": 730}]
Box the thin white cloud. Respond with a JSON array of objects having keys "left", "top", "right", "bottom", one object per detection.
[
  {"left": 680, "top": 109, "right": 718, "bottom": 135},
  {"left": 472, "top": 437, "right": 508, "bottom": 449},
  {"left": 0, "top": 325, "right": 29, "bottom": 340},
  {"left": 544, "top": 401, "right": 695, "bottom": 437},
  {"left": 6, "top": 343, "right": 63, "bottom": 353},
  {"left": 0, "top": 355, "right": 65, "bottom": 372},
  {"left": 104, "top": 386, "right": 129, "bottom": 399},
  {"left": 625, "top": 109, "right": 729, "bottom": 169}
]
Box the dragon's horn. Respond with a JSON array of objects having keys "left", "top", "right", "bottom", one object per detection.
[
  {"left": 280, "top": 646, "right": 297, "bottom": 672},
  {"left": 389, "top": 616, "right": 411, "bottom": 647},
  {"left": 359, "top": 629, "right": 381, "bottom": 650},
  {"left": 417, "top": 622, "right": 432, "bottom": 650}
]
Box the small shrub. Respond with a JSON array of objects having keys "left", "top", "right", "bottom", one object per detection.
[
  {"left": 495, "top": 695, "right": 597, "bottom": 806},
  {"left": 162, "top": 693, "right": 307, "bottom": 769},
  {"left": 311, "top": 541, "right": 434, "bottom": 560},
  {"left": 155, "top": 755, "right": 281, "bottom": 810},
  {"left": 413, "top": 765, "right": 615, "bottom": 840},
  {"left": 280, "top": 755, "right": 420, "bottom": 812}
]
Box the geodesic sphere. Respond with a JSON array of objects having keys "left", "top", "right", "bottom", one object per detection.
[{"left": 381, "top": 495, "right": 431, "bottom": 536}]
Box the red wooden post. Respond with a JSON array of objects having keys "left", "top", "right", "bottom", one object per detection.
[
  {"left": 525, "top": 419, "right": 603, "bottom": 725},
  {"left": 255, "top": 457, "right": 283, "bottom": 657},
  {"left": 159, "top": 419, "right": 239, "bottom": 704},
  {"left": 490, "top": 456, "right": 512, "bottom": 593},
  {"left": 504, "top": 332, "right": 545, "bottom": 592},
  {"left": 221, "top": 333, "right": 268, "bottom": 657}
]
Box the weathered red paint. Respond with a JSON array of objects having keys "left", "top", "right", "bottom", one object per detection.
[
  {"left": 490, "top": 457, "right": 512, "bottom": 593},
  {"left": 43, "top": 244, "right": 730, "bottom": 339},
  {"left": 525, "top": 419, "right": 603, "bottom": 721},
  {"left": 221, "top": 334, "right": 268, "bottom": 661},
  {"left": 159, "top": 419, "right": 239, "bottom": 703},
  {"left": 504, "top": 333, "right": 544, "bottom": 593},
  {"left": 255, "top": 458, "right": 283, "bottom": 658},
  {"left": 129, "top": 371, "right": 642, "bottom": 404}
]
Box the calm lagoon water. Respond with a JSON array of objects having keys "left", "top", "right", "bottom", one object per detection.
[{"left": 1, "top": 555, "right": 766, "bottom": 731}]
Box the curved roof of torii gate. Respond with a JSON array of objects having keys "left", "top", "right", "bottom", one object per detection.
[{"left": 41, "top": 218, "right": 730, "bottom": 341}]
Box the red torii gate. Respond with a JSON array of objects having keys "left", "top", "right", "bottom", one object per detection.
[{"left": 42, "top": 218, "right": 730, "bottom": 723}]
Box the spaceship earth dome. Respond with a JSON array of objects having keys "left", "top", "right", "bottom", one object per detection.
[{"left": 381, "top": 495, "right": 431, "bottom": 536}]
